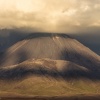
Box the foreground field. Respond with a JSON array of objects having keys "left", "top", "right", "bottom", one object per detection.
[{"left": 0, "top": 76, "right": 100, "bottom": 97}]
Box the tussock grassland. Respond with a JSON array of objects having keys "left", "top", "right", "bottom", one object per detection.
[{"left": 0, "top": 76, "right": 100, "bottom": 96}]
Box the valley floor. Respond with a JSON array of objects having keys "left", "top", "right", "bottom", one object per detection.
[{"left": 0, "top": 76, "right": 100, "bottom": 99}]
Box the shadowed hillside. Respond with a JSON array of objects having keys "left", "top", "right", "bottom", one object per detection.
[{"left": 0, "top": 59, "right": 100, "bottom": 80}]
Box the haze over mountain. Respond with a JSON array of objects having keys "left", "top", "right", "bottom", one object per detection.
[{"left": 72, "top": 33, "right": 100, "bottom": 55}]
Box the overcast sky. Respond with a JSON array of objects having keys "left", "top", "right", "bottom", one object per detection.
[{"left": 0, "top": 0, "right": 100, "bottom": 33}]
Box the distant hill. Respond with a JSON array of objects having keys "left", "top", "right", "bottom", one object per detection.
[{"left": 0, "top": 58, "right": 99, "bottom": 80}]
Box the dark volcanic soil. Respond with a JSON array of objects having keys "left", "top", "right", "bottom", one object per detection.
[{"left": 1, "top": 95, "right": 100, "bottom": 100}]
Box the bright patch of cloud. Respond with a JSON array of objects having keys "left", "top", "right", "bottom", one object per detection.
[
  {"left": 64, "top": 9, "right": 77, "bottom": 16},
  {"left": 0, "top": 0, "right": 100, "bottom": 33}
]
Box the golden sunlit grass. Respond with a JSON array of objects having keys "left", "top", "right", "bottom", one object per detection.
[{"left": 0, "top": 76, "right": 100, "bottom": 96}]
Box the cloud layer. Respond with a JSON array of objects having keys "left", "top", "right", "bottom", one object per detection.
[{"left": 0, "top": 0, "right": 100, "bottom": 33}]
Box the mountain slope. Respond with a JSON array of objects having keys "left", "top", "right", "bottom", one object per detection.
[{"left": 0, "top": 33, "right": 100, "bottom": 70}]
